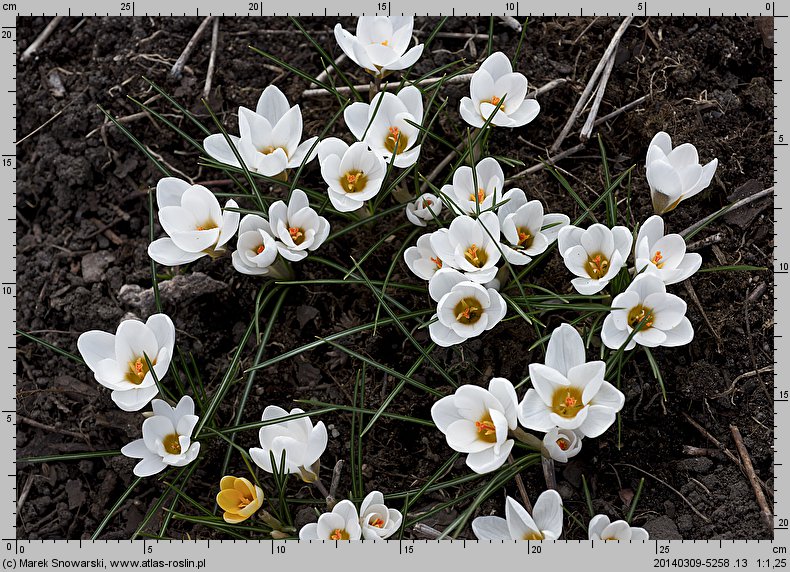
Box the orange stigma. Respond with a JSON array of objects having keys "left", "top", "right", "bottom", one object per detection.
[
  {"left": 557, "top": 438, "right": 570, "bottom": 451},
  {"left": 256, "top": 245, "right": 265, "bottom": 255},
  {"left": 381, "top": 39, "right": 388, "bottom": 46},
  {"left": 652, "top": 251, "right": 665, "bottom": 268},
  {"left": 430, "top": 256, "right": 442, "bottom": 269},
  {"left": 564, "top": 392, "right": 577, "bottom": 408},
  {"left": 423, "top": 199, "right": 432, "bottom": 207},
  {"left": 289, "top": 227, "right": 303, "bottom": 240},
  {"left": 133, "top": 358, "right": 144, "bottom": 376},
  {"left": 346, "top": 173, "right": 358, "bottom": 184},
  {"left": 586, "top": 253, "right": 610, "bottom": 278},
  {"left": 491, "top": 96, "right": 501, "bottom": 106},
  {"left": 329, "top": 528, "right": 349, "bottom": 540},
  {"left": 388, "top": 126, "right": 400, "bottom": 137},
  {"left": 197, "top": 226, "right": 205, "bottom": 231},
  {"left": 370, "top": 517, "right": 385, "bottom": 528},
  {"left": 475, "top": 420, "right": 496, "bottom": 436},
  {"left": 469, "top": 188, "right": 486, "bottom": 203}
]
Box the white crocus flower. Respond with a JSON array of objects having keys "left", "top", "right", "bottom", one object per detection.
[
  {"left": 405, "top": 193, "right": 442, "bottom": 227},
  {"left": 589, "top": 515, "right": 649, "bottom": 541},
  {"left": 428, "top": 269, "right": 507, "bottom": 348},
  {"left": 472, "top": 491, "right": 563, "bottom": 540},
  {"left": 299, "top": 500, "right": 362, "bottom": 540},
  {"left": 635, "top": 215, "right": 701, "bottom": 285},
  {"left": 249, "top": 406, "right": 328, "bottom": 483},
  {"left": 601, "top": 274, "right": 694, "bottom": 351},
  {"left": 317, "top": 138, "right": 386, "bottom": 213},
  {"left": 646, "top": 131, "right": 718, "bottom": 215},
  {"left": 334, "top": 16, "right": 424, "bottom": 78},
  {"left": 497, "top": 188, "right": 569, "bottom": 265},
  {"left": 147, "top": 177, "right": 239, "bottom": 266},
  {"left": 203, "top": 86, "right": 318, "bottom": 177},
  {"left": 404, "top": 233, "right": 444, "bottom": 280},
  {"left": 121, "top": 396, "right": 200, "bottom": 477},
  {"left": 77, "top": 314, "right": 174, "bottom": 412},
  {"left": 543, "top": 427, "right": 583, "bottom": 463},
  {"left": 345, "top": 86, "right": 423, "bottom": 168},
  {"left": 232, "top": 214, "right": 278, "bottom": 276},
  {"left": 267, "top": 189, "right": 330, "bottom": 261},
  {"left": 431, "top": 378, "right": 519, "bottom": 473},
  {"left": 442, "top": 157, "right": 505, "bottom": 215},
  {"left": 557, "top": 223, "right": 633, "bottom": 295},
  {"left": 518, "top": 324, "right": 625, "bottom": 438},
  {"left": 430, "top": 213, "right": 501, "bottom": 283},
  {"left": 359, "top": 491, "right": 403, "bottom": 540},
  {"left": 460, "top": 51, "right": 541, "bottom": 129}
]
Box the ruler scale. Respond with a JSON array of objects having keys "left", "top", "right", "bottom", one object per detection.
[{"left": 8, "top": 1, "right": 786, "bottom": 569}]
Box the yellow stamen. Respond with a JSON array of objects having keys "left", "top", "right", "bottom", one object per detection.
[
  {"left": 524, "top": 531, "right": 544, "bottom": 540},
  {"left": 517, "top": 227, "right": 534, "bottom": 248},
  {"left": 627, "top": 305, "right": 655, "bottom": 330},
  {"left": 162, "top": 433, "right": 182, "bottom": 455},
  {"left": 586, "top": 252, "right": 610, "bottom": 279},
  {"left": 288, "top": 227, "right": 305, "bottom": 245},
  {"left": 125, "top": 356, "right": 154, "bottom": 385},
  {"left": 652, "top": 251, "right": 665, "bottom": 269},
  {"left": 469, "top": 188, "right": 486, "bottom": 204},
  {"left": 330, "top": 528, "right": 350, "bottom": 540},
  {"left": 370, "top": 517, "right": 385, "bottom": 528},
  {"left": 464, "top": 244, "right": 488, "bottom": 268},
  {"left": 384, "top": 125, "right": 408, "bottom": 154},
  {"left": 341, "top": 170, "right": 367, "bottom": 193},
  {"left": 453, "top": 297, "right": 483, "bottom": 325},
  {"left": 474, "top": 413, "right": 498, "bottom": 443},
  {"left": 381, "top": 39, "right": 388, "bottom": 46},
  {"left": 551, "top": 387, "right": 584, "bottom": 419}
]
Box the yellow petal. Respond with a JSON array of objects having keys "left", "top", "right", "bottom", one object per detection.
[
  {"left": 238, "top": 496, "right": 263, "bottom": 518},
  {"left": 234, "top": 477, "right": 254, "bottom": 496},
  {"left": 223, "top": 511, "right": 249, "bottom": 524},
  {"left": 216, "top": 489, "right": 243, "bottom": 513},
  {"left": 220, "top": 476, "right": 237, "bottom": 491}
]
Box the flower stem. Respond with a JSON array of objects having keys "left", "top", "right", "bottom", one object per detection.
[{"left": 312, "top": 478, "right": 336, "bottom": 510}]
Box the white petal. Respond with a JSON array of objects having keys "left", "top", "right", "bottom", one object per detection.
[
  {"left": 545, "top": 323, "right": 585, "bottom": 377},
  {"left": 472, "top": 516, "right": 511, "bottom": 540}
]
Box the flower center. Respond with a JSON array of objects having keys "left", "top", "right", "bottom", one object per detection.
[
  {"left": 288, "top": 226, "right": 305, "bottom": 245},
  {"left": 651, "top": 250, "right": 665, "bottom": 269},
  {"left": 430, "top": 256, "right": 442, "bottom": 270},
  {"left": 384, "top": 126, "right": 408, "bottom": 154},
  {"left": 523, "top": 531, "right": 544, "bottom": 540},
  {"left": 236, "top": 493, "right": 253, "bottom": 509},
  {"left": 329, "top": 528, "right": 350, "bottom": 540},
  {"left": 487, "top": 95, "right": 505, "bottom": 112},
  {"left": 474, "top": 412, "right": 497, "bottom": 444},
  {"left": 340, "top": 170, "right": 368, "bottom": 193},
  {"left": 196, "top": 220, "right": 218, "bottom": 232},
  {"left": 125, "top": 356, "right": 154, "bottom": 385},
  {"left": 254, "top": 244, "right": 265, "bottom": 255},
  {"left": 380, "top": 39, "right": 388, "bottom": 46},
  {"left": 586, "top": 252, "right": 610, "bottom": 279},
  {"left": 464, "top": 244, "right": 488, "bottom": 268},
  {"left": 259, "top": 145, "right": 284, "bottom": 156},
  {"left": 551, "top": 387, "right": 584, "bottom": 419},
  {"left": 369, "top": 516, "right": 385, "bottom": 528},
  {"left": 627, "top": 304, "right": 655, "bottom": 330},
  {"left": 517, "top": 227, "right": 534, "bottom": 248},
  {"left": 422, "top": 199, "right": 433, "bottom": 207},
  {"left": 556, "top": 438, "right": 570, "bottom": 451},
  {"left": 162, "top": 433, "right": 182, "bottom": 455},
  {"left": 469, "top": 188, "right": 486, "bottom": 204},
  {"left": 454, "top": 297, "right": 483, "bottom": 325}
]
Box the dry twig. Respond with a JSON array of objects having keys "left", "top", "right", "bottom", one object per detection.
[
  {"left": 171, "top": 16, "right": 214, "bottom": 79},
  {"left": 551, "top": 16, "right": 634, "bottom": 152},
  {"left": 203, "top": 17, "right": 220, "bottom": 99},
  {"left": 730, "top": 425, "right": 773, "bottom": 529},
  {"left": 21, "top": 16, "right": 64, "bottom": 61}
]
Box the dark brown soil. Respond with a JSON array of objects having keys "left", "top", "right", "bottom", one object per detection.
[{"left": 16, "top": 16, "right": 774, "bottom": 540}]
